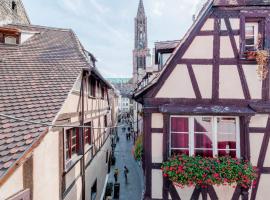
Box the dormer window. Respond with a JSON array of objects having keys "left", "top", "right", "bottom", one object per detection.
[
  {"left": 4, "top": 36, "right": 17, "bottom": 45},
  {"left": 0, "top": 27, "right": 20, "bottom": 45},
  {"left": 245, "top": 22, "right": 259, "bottom": 51}
]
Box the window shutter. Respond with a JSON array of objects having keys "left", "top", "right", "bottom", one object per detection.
[{"left": 76, "top": 128, "right": 80, "bottom": 153}]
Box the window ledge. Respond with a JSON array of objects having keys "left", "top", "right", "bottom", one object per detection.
[
  {"left": 88, "top": 95, "right": 96, "bottom": 99},
  {"left": 85, "top": 144, "right": 93, "bottom": 154},
  {"left": 65, "top": 154, "right": 83, "bottom": 173}
]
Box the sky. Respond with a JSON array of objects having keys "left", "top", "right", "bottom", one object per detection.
[{"left": 23, "top": 0, "right": 203, "bottom": 78}]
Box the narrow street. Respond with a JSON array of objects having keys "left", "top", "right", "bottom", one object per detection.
[{"left": 108, "top": 122, "right": 144, "bottom": 200}]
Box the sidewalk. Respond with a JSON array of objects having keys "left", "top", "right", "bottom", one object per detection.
[{"left": 108, "top": 123, "right": 144, "bottom": 200}]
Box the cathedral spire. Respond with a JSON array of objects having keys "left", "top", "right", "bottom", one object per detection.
[{"left": 137, "top": 0, "right": 145, "bottom": 17}]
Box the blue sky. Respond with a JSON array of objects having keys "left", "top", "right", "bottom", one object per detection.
[{"left": 23, "top": 0, "right": 202, "bottom": 78}]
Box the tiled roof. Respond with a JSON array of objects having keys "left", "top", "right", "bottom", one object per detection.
[
  {"left": 0, "top": 24, "right": 90, "bottom": 178},
  {"left": 213, "top": 0, "right": 270, "bottom": 6},
  {"left": 155, "top": 40, "right": 180, "bottom": 52}
]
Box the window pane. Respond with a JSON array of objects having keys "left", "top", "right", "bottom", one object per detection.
[
  {"left": 218, "top": 150, "right": 236, "bottom": 158},
  {"left": 245, "top": 25, "right": 254, "bottom": 36},
  {"left": 171, "top": 149, "right": 189, "bottom": 156},
  {"left": 217, "top": 117, "right": 237, "bottom": 157},
  {"left": 171, "top": 133, "right": 189, "bottom": 148},
  {"left": 171, "top": 117, "right": 188, "bottom": 132},
  {"left": 195, "top": 149, "right": 213, "bottom": 157},
  {"left": 246, "top": 37, "right": 255, "bottom": 46},
  {"left": 194, "top": 117, "right": 213, "bottom": 149}
]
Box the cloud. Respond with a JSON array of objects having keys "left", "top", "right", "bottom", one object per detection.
[
  {"left": 24, "top": 0, "right": 203, "bottom": 78},
  {"left": 152, "top": 0, "right": 165, "bottom": 16}
]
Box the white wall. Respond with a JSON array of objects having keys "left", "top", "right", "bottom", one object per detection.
[
  {"left": 0, "top": 166, "right": 24, "bottom": 200},
  {"left": 33, "top": 131, "right": 60, "bottom": 200}
]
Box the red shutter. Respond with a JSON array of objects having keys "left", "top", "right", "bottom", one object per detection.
[
  {"left": 68, "top": 130, "right": 72, "bottom": 159},
  {"left": 76, "top": 128, "right": 80, "bottom": 153}
]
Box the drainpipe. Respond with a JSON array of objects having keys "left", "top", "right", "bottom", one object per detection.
[{"left": 80, "top": 70, "right": 86, "bottom": 200}]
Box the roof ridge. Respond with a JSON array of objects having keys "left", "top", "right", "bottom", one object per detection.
[{"left": 9, "top": 23, "right": 72, "bottom": 32}]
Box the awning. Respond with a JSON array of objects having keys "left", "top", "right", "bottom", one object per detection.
[{"left": 159, "top": 104, "right": 256, "bottom": 115}]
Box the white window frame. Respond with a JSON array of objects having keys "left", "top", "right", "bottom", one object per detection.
[
  {"left": 245, "top": 22, "right": 259, "bottom": 51},
  {"left": 4, "top": 36, "right": 17, "bottom": 44},
  {"left": 169, "top": 115, "right": 241, "bottom": 158}
]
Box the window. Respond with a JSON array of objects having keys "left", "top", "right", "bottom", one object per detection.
[
  {"left": 89, "top": 77, "right": 96, "bottom": 97},
  {"left": 12, "top": 1, "right": 17, "bottom": 11},
  {"left": 65, "top": 128, "right": 80, "bottom": 160},
  {"left": 101, "top": 86, "right": 105, "bottom": 99},
  {"left": 104, "top": 115, "right": 107, "bottom": 128},
  {"left": 91, "top": 180, "right": 97, "bottom": 200},
  {"left": 84, "top": 122, "right": 92, "bottom": 145},
  {"left": 4, "top": 36, "right": 17, "bottom": 44},
  {"left": 245, "top": 22, "right": 259, "bottom": 51},
  {"left": 170, "top": 116, "right": 240, "bottom": 158}
]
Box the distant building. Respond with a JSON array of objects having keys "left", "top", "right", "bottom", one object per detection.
[
  {"left": 0, "top": 0, "right": 30, "bottom": 25},
  {"left": 132, "top": 0, "right": 151, "bottom": 85},
  {"left": 107, "top": 78, "right": 133, "bottom": 113}
]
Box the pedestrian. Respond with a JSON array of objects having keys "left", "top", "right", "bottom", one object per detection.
[
  {"left": 114, "top": 168, "right": 119, "bottom": 182},
  {"left": 126, "top": 132, "right": 128, "bottom": 140},
  {"left": 124, "top": 166, "right": 129, "bottom": 184}
]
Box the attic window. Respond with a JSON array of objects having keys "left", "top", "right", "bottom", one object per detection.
[
  {"left": 12, "top": 1, "right": 17, "bottom": 11},
  {"left": 245, "top": 22, "right": 259, "bottom": 51},
  {"left": 4, "top": 36, "right": 17, "bottom": 44}
]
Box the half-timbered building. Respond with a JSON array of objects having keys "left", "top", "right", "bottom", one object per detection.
[
  {"left": 0, "top": 24, "right": 118, "bottom": 200},
  {"left": 134, "top": 0, "right": 270, "bottom": 199}
]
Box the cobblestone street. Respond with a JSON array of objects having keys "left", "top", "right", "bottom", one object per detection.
[{"left": 108, "top": 123, "right": 144, "bottom": 200}]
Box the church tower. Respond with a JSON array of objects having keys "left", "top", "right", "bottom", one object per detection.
[
  {"left": 133, "top": 0, "right": 150, "bottom": 85},
  {"left": 0, "top": 0, "right": 30, "bottom": 25}
]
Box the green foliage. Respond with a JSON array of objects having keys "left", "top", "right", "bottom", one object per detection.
[
  {"left": 134, "top": 135, "right": 143, "bottom": 161},
  {"left": 161, "top": 155, "right": 257, "bottom": 188}
]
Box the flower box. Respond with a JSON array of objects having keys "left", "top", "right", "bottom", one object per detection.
[
  {"left": 161, "top": 155, "right": 257, "bottom": 189},
  {"left": 244, "top": 51, "right": 257, "bottom": 60}
]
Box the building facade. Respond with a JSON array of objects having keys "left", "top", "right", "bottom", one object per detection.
[
  {"left": 134, "top": 0, "right": 270, "bottom": 199},
  {"left": 0, "top": 24, "right": 118, "bottom": 200},
  {"left": 0, "top": 0, "right": 30, "bottom": 25}
]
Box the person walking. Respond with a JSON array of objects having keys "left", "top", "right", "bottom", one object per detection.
[
  {"left": 124, "top": 166, "right": 129, "bottom": 184},
  {"left": 114, "top": 168, "right": 119, "bottom": 182}
]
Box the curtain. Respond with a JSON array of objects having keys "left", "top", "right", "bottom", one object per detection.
[
  {"left": 194, "top": 119, "right": 213, "bottom": 157},
  {"left": 171, "top": 117, "right": 189, "bottom": 155}
]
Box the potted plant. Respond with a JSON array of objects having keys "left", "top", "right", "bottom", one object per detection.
[
  {"left": 256, "top": 49, "right": 269, "bottom": 80},
  {"left": 134, "top": 135, "right": 143, "bottom": 161},
  {"left": 244, "top": 51, "right": 257, "bottom": 60},
  {"left": 161, "top": 155, "right": 257, "bottom": 189}
]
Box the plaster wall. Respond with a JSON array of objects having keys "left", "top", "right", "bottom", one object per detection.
[
  {"left": 183, "top": 36, "right": 213, "bottom": 59},
  {"left": 151, "top": 113, "right": 163, "bottom": 129},
  {"left": 64, "top": 177, "right": 82, "bottom": 200},
  {"left": 242, "top": 65, "right": 262, "bottom": 99},
  {"left": 220, "top": 36, "right": 235, "bottom": 58},
  {"left": 156, "top": 64, "right": 195, "bottom": 98},
  {"left": 256, "top": 175, "right": 270, "bottom": 199},
  {"left": 249, "top": 115, "right": 268, "bottom": 128},
  {"left": 201, "top": 18, "right": 214, "bottom": 31},
  {"left": 151, "top": 133, "right": 163, "bottom": 163},
  {"left": 219, "top": 65, "right": 244, "bottom": 99},
  {"left": 0, "top": 166, "right": 23, "bottom": 200},
  {"left": 85, "top": 137, "right": 111, "bottom": 200},
  {"left": 192, "top": 65, "right": 212, "bottom": 98},
  {"left": 249, "top": 134, "right": 264, "bottom": 166},
  {"left": 33, "top": 130, "right": 60, "bottom": 200},
  {"left": 151, "top": 169, "right": 163, "bottom": 199}
]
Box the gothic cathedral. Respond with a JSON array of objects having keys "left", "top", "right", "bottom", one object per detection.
[
  {"left": 0, "top": 0, "right": 30, "bottom": 25},
  {"left": 133, "top": 0, "right": 150, "bottom": 85}
]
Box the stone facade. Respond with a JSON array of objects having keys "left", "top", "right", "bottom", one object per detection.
[
  {"left": 0, "top": 0, "right": 30, "bottom": 25},
  {"left": 133, "top": 0, "right": 150, "bottom": 85}
]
